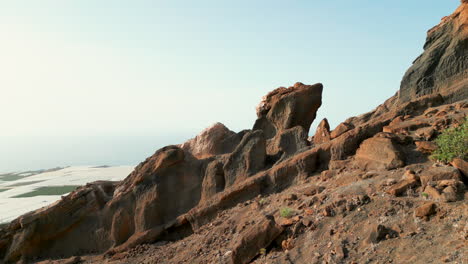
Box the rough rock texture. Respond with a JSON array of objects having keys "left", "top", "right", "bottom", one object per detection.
[
  {"left": 229, "top": 214, "right": 283, "bottom": 264},
  {"left": 253, "top": 82, "right": 323, "bottom": 138},
  {"left": 180, "top": 122, "right": 241, "bottom": 158},
  {"left": 267, "top": 126, "right": 309, "bottom": 160},
  {"left": 419, "top": 166, "right": 462, "bottom": 188},
  {"left": 223, "top": 130, "right": 266, "bottom": 187},
  {"left": 354, "top": 133, "right": 405, "bottom": 170},
  {"left": 330, "top": 122, "right": 354, "bottom": 139},
  {"left": 452, "top": 157, "right": 468, "bottom": 177},
  {"left": 1, "top": 3, "right": 468, "bottom": 264},
  {"left": 313, "top": 118, "right": 331, "bottom": 145},
  {"left": 399, "top": 2, "right": 468, "bottom": 103}
]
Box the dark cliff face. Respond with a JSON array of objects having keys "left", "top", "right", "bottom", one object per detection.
[{"left": 399, "top": 3, "right": 467, "bottom": 104}]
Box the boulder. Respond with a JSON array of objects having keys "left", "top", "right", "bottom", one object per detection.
[
  {"left": 419, "top": 166, "right": 462, "bottom": 188},
  {"left": 414, "top": 127, "right": 435, "bottom": 140},
  {"left": 415, "top": 141, "right": 438, "bottom": 153},
  {"left": 451, "top": 158, "right": 468, "bottom": 177},
  {"left": 423, "top": 185, "right": 443, "bottom": 200},
  {"left": 228, "top": 215, "right": 283, "bottom": 264},
  {"left": 313, "top": 118, "right": 331, "bottom": 145},
  {"left": 253, "top": 82, "right": 323, "bottom": 138},
  {"left": 441, "top": 186, "right": 458, "bottom": 202},
  {"left": 367, "top": 224, "right": 397, "bottom": 244},
  {"left": 387, "top": 175, "right": 420, "bottom": 197},
  {"left": 415, "top": 202, "right": 436, "bottom": 218},
  {"left": 354, "top": 133, "right": 405, "bottom": 170},
  {"left": 180, "top": 122, "right": 241, "bottom": 158}
]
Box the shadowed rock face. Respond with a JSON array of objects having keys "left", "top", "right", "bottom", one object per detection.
[
  {"left": 1, "top": 4, "right": 468, "bottom": 264},
  {"left": 399, "top": 2, "right": 468, "bottom": 103},
  {"left": 253, "top": 82, "right": 323, "bottom": 139},
  {"left": 0, "top": 82, "right": 324, "bottom": 263}
]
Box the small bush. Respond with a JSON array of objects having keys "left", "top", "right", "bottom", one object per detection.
[
  {"left": 430, "top": 118, "right": 467, "bottom": 163},
  {"left": 280, "top": 207, "right": 294, "bottom": 218},
  {"left": 421, "top": 192, "right": 429, "bottom": 198}
]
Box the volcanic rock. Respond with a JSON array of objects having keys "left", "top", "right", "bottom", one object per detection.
[
  {"left": 223, "top": 130, "right": 266, "bottom": 187},
  {"left": 354, "top": 133, "right": 405, "bottom": 170},
  {"left": 451, "top": 158, "right": 468, "bottom": 177},
  {"left": 415, "top": 141, "right": 438, "bottom": 153},
  {"left": 419, "top": 166, "right": 462, "bottom": 188},
  {"left": 229, "top": 215, "right": 283, "bottom": 264},
  {"left": 267, "top": 126, "right": 309, "bottom": 160},
  {"left": 330, "top": 122, "right": 354, "bottom": 139},
  {"left": 180, "top": 122, "right": 242, "bottom": 158},
  {"left": 253, "top": 82, "right": 323, "bottom": 138},
  {"left": 1, "top": 3, "right": 467, "bottom": 264},
  {"left": 415, "top": 202, "right": 436, "bottom": 218},
  {"left": 313, "top": 118, "right": 331, "bottom": 145},
  {"left": 399, "top": 2, "right": 468, "bottom": 103}
]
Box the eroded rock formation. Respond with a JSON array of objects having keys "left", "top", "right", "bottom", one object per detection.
[
  {"left": 399, "top": 2, "right": 467, "bottom": 103},
  {"left": 0, "top": 3, "right": 467, "bottom": 264},
  {"left": 0, "top": 81, "right": 324, "bottom": 263}
]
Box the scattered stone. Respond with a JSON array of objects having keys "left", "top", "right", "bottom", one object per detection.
[
  {"left": 301, "top": 218, "right": 312, "bottom": 227},
  {"left": 367, "top": 224, "right": 397, "bottom": 244},
  {"left": 284, "top": 193, "right": 298, "bottom": 201},
  {"left": 441, "top": 186, "right": 458, "bottom": 202},
  {"left": 403, "top": 170, "right": 420, "bottom": 181},
  {"left": 321, "top": 170, "right": 338, "bottom": 181},
  {"left": 279, "top": 218, "right": 295, "bottom": 227},
  {"left": 387, "top": 175, "right": 420, "bottom": 197},
  {"left": 451, "top": 158, "right": 468, "bottom": 177},
  {"left": 420, "top": 167, "right": 462, "bottom": 188},
  {"left": 423, "top": 186, "right": 442, "bottom": 200},
  {"left": 281, "top": 238, "right": 294, "bottom": 250},
  {"left": 383, "top": 179, "right": 397, "bottom": 186},
  {"left": 302, "top": 186, "right": 325, "bottom": 196},
  {"left": 415, "top": 202, "right": 436, "bottom": 218},
  {"left": 415, "top": 141, "right": 438, "bottom": 153},
  {"left": 414, "top": 127, "right": 435, "bottom": 140},
  {"left": 229, "top": 215, "right": 283, "bottom": 264}
]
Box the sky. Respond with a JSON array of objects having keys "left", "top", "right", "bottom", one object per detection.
[{"left": 0, "top": 0, "right": 460, "bottom": 172}]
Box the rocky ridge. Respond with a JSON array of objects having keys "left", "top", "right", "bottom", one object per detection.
[{"left": 0, "top": 2, "right": 467, "bottom": 264}]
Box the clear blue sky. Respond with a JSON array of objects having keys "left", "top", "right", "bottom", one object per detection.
[{"left": 0, "top": 1, "right": 460, "bottom": 172}]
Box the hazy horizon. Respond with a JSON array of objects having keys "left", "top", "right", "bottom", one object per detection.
[{"left": 0, "top": 1, "right": 460, "bottom": 172}]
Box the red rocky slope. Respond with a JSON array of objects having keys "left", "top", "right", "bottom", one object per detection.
[{"left": 1, "top": 2, "right": 467, "bottom": 264}]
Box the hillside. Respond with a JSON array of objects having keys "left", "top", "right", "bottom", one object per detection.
[{"left": 0, "top": 2, "right": 467, "bottom": 264}]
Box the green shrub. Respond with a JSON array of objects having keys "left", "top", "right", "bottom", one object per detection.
[
  {"left": 430, "top": 118, "right": 467, "bottom": 163},
  {"left": 280, "top": 207, "right": 294, "bottom": 218}
]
